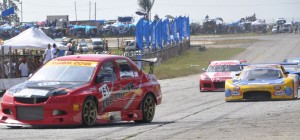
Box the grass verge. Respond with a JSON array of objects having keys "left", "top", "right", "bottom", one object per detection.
[{"left": 144, "top": 47, "right": 245, "bottom": 80}]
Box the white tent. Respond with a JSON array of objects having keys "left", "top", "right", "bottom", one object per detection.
[{"left": 2, "top": 27, "right": 66, "bottom": 51}]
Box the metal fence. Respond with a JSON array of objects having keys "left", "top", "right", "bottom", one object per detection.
[{"left": 124, "top": 40, "right": 191, "bottom": 66}]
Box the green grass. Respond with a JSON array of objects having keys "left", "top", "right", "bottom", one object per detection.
[{"left": 144, "top": 47, "right": 245, "bottom": 80}]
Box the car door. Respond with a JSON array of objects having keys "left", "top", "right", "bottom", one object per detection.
[
  {"left": 115, "top": 59, "right": 142, "bottom": 110},
  {"left": 95, "top": 60, "right": 122, "bottom": 113}
]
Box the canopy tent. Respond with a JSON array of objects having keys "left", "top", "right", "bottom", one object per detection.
[
  {"left": 2, "top": 27, "right": 65, "bottom": 52},
  {"left": 0, "top": 23, "right": 13, "bottom": 30}
]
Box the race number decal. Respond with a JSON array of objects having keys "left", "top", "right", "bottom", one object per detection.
[{"left": 99, "top": 84, "right": 111, "bottom": 99}]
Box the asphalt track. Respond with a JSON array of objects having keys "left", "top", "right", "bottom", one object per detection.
[{"left": 1, "top": 34, "right": 300, "bottom": 140}]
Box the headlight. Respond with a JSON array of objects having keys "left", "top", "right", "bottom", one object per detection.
[
  {"left": 274, "top": 85, "right": 281, "bottom": 90},
  {"left": 52, "top": 90, "right": 69, "bottom": 96},
  {"left": 201, "top": 74, "right": 211, "bottom": 80},
  {"left": 233, "top": 86, "right": 240, "bottom": 91}
]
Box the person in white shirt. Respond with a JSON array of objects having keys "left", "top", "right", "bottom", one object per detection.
[
  {"left": 51, "top": 43, "right": 59, "bottom": 59},
  {"left": 44, "top": 44, "right": 52, "bottom": 64},
  {"left": 19, "top": 58, "right": 29, "bottom": 77}
]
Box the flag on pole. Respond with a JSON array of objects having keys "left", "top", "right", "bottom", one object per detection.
[
  {"left": 172, "top": 18, "right": 178, "bottom": 43},
  {"left": 143, "top": 20, "right": 150, "bottom": 48},
  {"left": 135, "top": 18, "right": 144, "bottom": 51},
  {"left": 150, "top": 20, "right": 157, "bottom": 49},
  {"left": 156, "top": 19, "right": 163, "bottom": 48},
  {"left": 1, "top": 7, "right": 15, "bottom": 17}
]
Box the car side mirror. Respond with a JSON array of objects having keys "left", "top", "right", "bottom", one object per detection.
[
  {"left": 202, "top": 68, "right": 207, "bottom": 71},
  {"left": 283, "top": 59, "right": 287, "bottom": 62},
  {"left": 96, "top": 75, "right": 104, "bottom": 83}
]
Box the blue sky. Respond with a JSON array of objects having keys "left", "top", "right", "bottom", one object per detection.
[{"left": 15, "top": 0, "right": 300, "bottom": 23}]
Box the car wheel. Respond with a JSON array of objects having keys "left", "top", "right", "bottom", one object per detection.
[
  {"left": 82, "top": 97, "right": 97, "bottom": 126},
  {"left": 134, "top": 94, "right": 156, "bottom": 123}
]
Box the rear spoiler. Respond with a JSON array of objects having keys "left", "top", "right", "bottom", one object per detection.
[
  {"left": 132, "top": 58, "right": 158, "bottom": 74},
  {"left": 238, "top": 63, "right": 299, "bottom": 67},
  {"left": 239, "top": 63, "right": 299, "bottom": 66}
]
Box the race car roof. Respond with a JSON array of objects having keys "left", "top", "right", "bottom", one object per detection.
[
  {"left": 210, "top": 60, "right": 240, "bottom": 66},
  {"left": 244, "top": 64, "right": 282, "bottom": 69},
  {"left": 55, "top": 54, "right": 127, "bottom": 62}
]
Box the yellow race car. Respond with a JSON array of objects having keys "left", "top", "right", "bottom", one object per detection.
[{"left": 225, "top": 64, "right": 299, "bottom": 101}]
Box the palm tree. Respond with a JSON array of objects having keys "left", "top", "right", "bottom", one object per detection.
[{"left": 137, "top": 0, "right": 155, "bottom": 19}]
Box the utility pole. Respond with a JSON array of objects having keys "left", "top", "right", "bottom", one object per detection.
[
  {"left": 74, "top": 2, "right": 77, "bottom": 21},
  {"left": 89, "top": 1, "right": 91, "bottom": 21},
  {"left": 20, "top": 1, "right": 23, "bottom": 23},
  {"left": 94, "top": 2, "right": 96, "bottom": 20}
]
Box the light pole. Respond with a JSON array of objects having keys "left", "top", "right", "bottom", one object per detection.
[{"left": 18, "top": 1, "right": 23, "bottom": 23}]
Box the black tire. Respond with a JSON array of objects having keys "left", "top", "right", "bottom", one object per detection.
[
  {"left": 134, "top": 94, "right": 156, "bottom": 123},
  {"left": 82, "top": 97, "right": 97, "bottom": 126},
  {"left": 7, "top": 126, "right": 22, "bottom": 129}
]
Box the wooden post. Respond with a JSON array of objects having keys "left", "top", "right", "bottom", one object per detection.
[
  {"left": 1, "top": 46, "right": 5, "bottom": 78},
  {"left": 15, "top": 49, "right": 19, "bottom": 78},
  {"left": 8, "top": 47, "right": 12, "bottom": 78}
]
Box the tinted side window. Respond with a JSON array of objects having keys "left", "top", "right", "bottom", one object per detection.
[
  {"left": 97, "top": 61, "right": 117, "bottom": 82},
  {"left": 116, "top": 59, "right": 137, "bottom": 79}
]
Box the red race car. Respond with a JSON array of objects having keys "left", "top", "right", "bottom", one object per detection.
[
  {"left": 199, "top": 60, "right": 245, "bottom": 92},
  {"left": 0, "top": 55, "right": 162, "bottom": 127}
]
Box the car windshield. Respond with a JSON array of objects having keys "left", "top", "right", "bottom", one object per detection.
[
  {"left": 79, "top": 43, "right": 87, "bottom": 47},
  {"left": 239, "top": 68, "right": 283, "bottom": 80},
  {"left": 207, "top": 65, "right": 241, "bottom": 72},
  {"left": 286, "top": 59, "right": 300, "bottom": 63},
  {"left": 29, "top": 61, "right": 98, "bottom": 82},
  {"left": 128, "top": 41, "right": 135, "bottom": 46},
  {"left": 92, "top": 41, "right": 103, "bottom": 45}
]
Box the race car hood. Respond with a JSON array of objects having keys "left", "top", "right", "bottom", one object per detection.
[
  {"left": 205, "top": 72, "right": 238, "bottom": 80},
  {"left": 7, "top": 81, "right": 88, "bottom": 98},
  {"left": 232, "top": 78, "right": 285, "bottom": 86}
]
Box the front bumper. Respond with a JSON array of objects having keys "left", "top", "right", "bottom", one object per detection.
[
  {"left": 200, "top": 80, "right": 226, "bottom": 91},
  {"left": 0, "top": 94, "right": 82, "bottom": 126},
  {"left": 225, "top": 88, "right": 294, "bottom": 101}
]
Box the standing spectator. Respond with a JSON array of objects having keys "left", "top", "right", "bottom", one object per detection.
[
  {"left": 44, "top": 44, "right": 52, "bottom": 63},
  {"left": 33, "top": 56, "right": 42, "bottom": 71},
  {"left": 51, "top": 43, "right": 59, "bottom": 59},
  {"left": 72, "top": 41, "right": 76, "bottom": 54},
  {"left": 27, "top": 57, "right": 35, "bottom": 74},
  {"left": 105, "top": 40, "right": 108, "bottom": 51},
  {"left": 65, "top": 43, "right": 73, "bottom": 56},
  {"left": 19, "top": 58, "right": 29, "bottom": 77}
]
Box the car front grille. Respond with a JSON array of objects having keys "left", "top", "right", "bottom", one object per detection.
[
  {"left": 213, "top": 82, "right": 225, "bottom": 88},
  {"left": 243, "top": 91, "right": 271, "bottom": 100},
  {"left": 15, "top": 97, "right": 49, "bottom": 104},
  {"left": 204, "top": 83, "right": 212, "bottom": 88},
  {"left": 16, "top": 106, "right": 44, "bottom": 120}
]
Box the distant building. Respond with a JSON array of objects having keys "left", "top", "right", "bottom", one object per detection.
[{"left": 46, "top": 15, "right": 69, "bottom": 27}]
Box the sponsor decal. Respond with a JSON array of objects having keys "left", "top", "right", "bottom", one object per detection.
[
  {"left": 231, "top": 91, "right": 241, "bottom": 96},
  {"left": 213, "top": 72, "right": 231, "bottom": 77},
  {"left": 284, "top": 87, "right": 293, "bottom": 96},
  {"left": 38, "top": 82, "right": 60, "bottom": 86},
  {"left": 225, "top": 89, "right": 231, "bottom": 97},
  {"left": 46, "top": 61, "right": 98, "bottom": 67},
  {"left": 101, "top": 83, "right": 136, "bottom": 110},
  {"left": 274, "top": 91, "right": 285, "bottom": 96}
]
